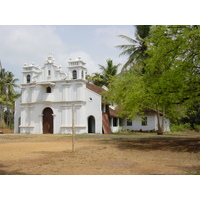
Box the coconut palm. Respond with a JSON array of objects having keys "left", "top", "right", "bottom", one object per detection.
[
  {"left": 117, "top": 25, "right": 151, "bottom": 71},
  {"left": 98, "top": 59, "right": 121, "bottom": 88},
  {"left": 86, "top": 72, "right": 105, "bottom": 87},
  {"left": 4, "top": 71, "right": 19, "bottom": 128},
  {"left": 87, "top": 59, "right": 120, "bottom": 88},
  {"left": 0, "top": 68, "right": 6, "bottom": 128},
  {"left": 0, "top": 67, "right": 19, "bottom": 129}
]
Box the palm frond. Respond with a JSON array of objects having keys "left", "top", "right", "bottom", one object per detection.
[{"left": 117, "top": 35, "right": 138, "bottom": 44}]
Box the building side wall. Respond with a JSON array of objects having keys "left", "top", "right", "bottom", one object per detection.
[{"left": 85, "top": 88, "right": 102, "bottom": 133}]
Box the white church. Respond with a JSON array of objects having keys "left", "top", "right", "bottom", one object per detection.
[{"left": 14, "top": 54, "right": 170, "bottom": 134}]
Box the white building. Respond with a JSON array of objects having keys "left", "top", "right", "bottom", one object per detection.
[{"left": 14, "top": 54, "right": 170, "bottom": 134}]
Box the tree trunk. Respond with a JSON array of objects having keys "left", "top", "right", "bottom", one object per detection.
[
  {"left": 0, "top": 104, "right": 5, "bottom": 128},
  {"left": 162, "top": 106, "right": 165, "bottom": 133},
  {"left": 156, "top": 104, "right": 163, "bottom": 135}
]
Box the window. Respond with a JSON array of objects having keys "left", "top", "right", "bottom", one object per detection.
[
  {"left": 72, "top": 70, "right": 77, "bottom": 79},
  {"left": 48, "top": 70, "right": 51, "bottom": 76},
  {"left": 46, "top": 87, "right": 51, "bottom": 93},
  {"left": 81, "top": 70, "right": 84, "bottom": 79},
  {"left": 127, "top": 120, "right": 132, "bottom": 126},
  {"left": 27, "top": 75, "right": 30, "bottom": 83},
  {"left": 113, "top": 117, "right": 118, "bottom": 127},
  {"left": 119, "top": 118, "right": 122, "bottom": 126},
  {"left": 142, "top": 117, "right": 147, "bottom": 126}
]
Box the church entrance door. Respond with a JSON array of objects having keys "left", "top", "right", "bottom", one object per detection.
[{"left": 43, "top": 107, "right": 53, "bottom": 134}]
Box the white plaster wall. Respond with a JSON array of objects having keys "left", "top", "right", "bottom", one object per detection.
[
  {"left": 110, "top": 117, "right": 122, "bottom": 132},
  {"left": 155, "top": 117, "right": 170, "bottom": 132},
  {"left": 122, "top": 115, "right": 170, "bottom": 132},
  {"left": 14, "top": 97, "right": 21, "bottom": 133},
  {"left": 123, "top": 115, "right": 157, "bottom": 131},
  {"left": 85, "top": 88, "right": 102, "bottom": 133}
]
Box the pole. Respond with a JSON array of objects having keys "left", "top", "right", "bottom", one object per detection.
[{"left": 72, "top": 104, "right": 75, "bottom": 152}]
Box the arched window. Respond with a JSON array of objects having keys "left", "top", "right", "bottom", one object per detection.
[
  {"left": 72, "top": 70, "right": 77, "bottom": 79},
  {"left": 27, "top": 75, "right": 31, "bottom": 83},
  {"left": 81, "top": 70, "right": 84, "bottom": 79},
  {"left": 46, "top": 87, "right": 51, "bottom": 93}
]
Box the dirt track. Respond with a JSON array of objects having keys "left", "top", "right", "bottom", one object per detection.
[{"left": 0, "top": 133, "right": 200, "bottom": 175}]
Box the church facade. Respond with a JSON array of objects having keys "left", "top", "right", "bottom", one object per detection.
[
  {"left": 14, "top": 54, "right": 170, "bottom": 134},
  {"left": 14, "top": 54, "right": 105, "bottom": 134}
]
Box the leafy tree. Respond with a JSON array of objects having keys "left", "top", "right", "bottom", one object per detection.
[{"left": 105, "top": 25, "right": 200, "bottom": 134}]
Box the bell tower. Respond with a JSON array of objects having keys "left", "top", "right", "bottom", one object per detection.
[
  {"left": 68, "top": 57, "right": 87, "bottom": 80},
  {"left": 22, "top": 63, "right": 40, "bottom": 84}
]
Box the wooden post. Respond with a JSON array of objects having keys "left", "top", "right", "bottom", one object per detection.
[{"left": 72, "top": 104, "right": 75, "bottom": 152}]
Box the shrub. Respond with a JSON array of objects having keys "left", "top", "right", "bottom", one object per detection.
[
  {"left": 170, "top": 123, "right": 191, "bottom": 132},
  {"left": 194, "top": 125, "right": 200, "bottom": 132}
]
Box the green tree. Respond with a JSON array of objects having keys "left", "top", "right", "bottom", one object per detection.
[
  {"left": 87, "top": 59, "right": 120, "bottom": 88},
  {"left": 5, "top": 71, "right": 20, "bottom": 128},
  {"left": 116, "top": 25, "right": 151, "bottom": 70},
  {"left": 98, "top": 59, "right": 120, "bottom": 88},
  {"left": 86, "top": 72, "right": 105, "bottom": 87},
  {"left": 105, "top": 25, "right": 200, "bottom": 135},
  {"left": 0, "top": 67, "right": 19, "bottom": 129},
  {"left": 0, "top": 68, "right": 6, "bottom": 128}
]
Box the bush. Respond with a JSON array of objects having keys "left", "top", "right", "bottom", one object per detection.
[
  {"left": 170, "top": 123, "right": 191, "bottom": 132},
  {"left": 194, "top": 125, "right": 200, "bottom": 132}
]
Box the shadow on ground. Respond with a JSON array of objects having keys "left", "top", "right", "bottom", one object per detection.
[
  {"left": 97, "top": 137, "right": 200, "bottom": 153},
  {"left": 0, "top": 163, "right": 26, "bottom": 175}
]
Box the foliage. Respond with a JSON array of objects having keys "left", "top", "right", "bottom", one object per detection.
[
  {"left": 105, "top": 25, "right": 200, "bottom": 134},
  {"left": 86, "top": 72, "right": 105, "bottom": 87},
  {"left": 194, "top": 125, "right": 200, "bottom": 132},
  {"left": 116, "top": 25, "right": 151, "bottom": 70},
  {"left": 0, "top": 67, "right": 20, "bottom": 129},
  {"left": 103, "top": 69, "right": 147, "bottom": 119},
  {"left": 86, "top": 59, "right": 120, "bottom": 88},
  {"left": 170, "top": 123, "right": 191, "bottom": 132}
]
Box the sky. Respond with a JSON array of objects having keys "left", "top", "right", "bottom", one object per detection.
[{"left": 0, "top": 25, "right": 136, "bottom": 86}]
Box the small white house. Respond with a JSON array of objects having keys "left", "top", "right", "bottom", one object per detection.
[{"left": 14, "top": 54, "right": 170, "bottom": 134}]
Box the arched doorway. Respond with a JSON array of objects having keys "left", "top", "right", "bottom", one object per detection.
[
  {"left": 43, "top": 107, "right": 53, "bottom": 134},
  {"left": 88, "top": 115, "right": 95, "bottom": 133}
]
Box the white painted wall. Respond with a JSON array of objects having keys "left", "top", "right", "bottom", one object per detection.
[
  {"left": 122, "top": 115, "right": 170, "bottom": 132},
  {"left": 110, "top": 117, "right": 122, "bottom": 133},
  {"left": 85, "top": 88, "right": 102, "bottom": 133},
  {"left": 14, "top": 55, "right": 102, "bottom": 134}
]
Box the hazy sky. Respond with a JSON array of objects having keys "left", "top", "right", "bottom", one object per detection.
[{"left": 0, "top": 25, "right": 136, "bottom": 85}]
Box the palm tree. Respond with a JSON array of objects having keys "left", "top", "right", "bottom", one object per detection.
[
  {"left": 86, "top": 72, "right": 105, "bottom": 87},
  {"left": 4, "top": 71, "right": 19, "bottom": 128},
  {"left": 0, "top": 67, "right": 19, "bottom": 129},
  {"left": 98, "top": 59, "right": 121, "bottom": 88},
  {"left": 116, "top": 25, "right": 151, "bottom": 71},
  {"left": 86, "top": 59, "right": 120, "bottom": 88},
  {"left": 0, "top": 68, "right": 6, "bottom": 128}
]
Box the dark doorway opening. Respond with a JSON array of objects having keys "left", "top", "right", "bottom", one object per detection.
[
  {"left": 88, "top": 115, "right": 95, "bottom": 133},
  {"left": 43, "top": 107, "right": 53, "bottom": 134}
]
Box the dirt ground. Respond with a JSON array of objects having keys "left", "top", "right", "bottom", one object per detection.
[{"left": 0, "top": 132, "right": 200, "bottom": 175}]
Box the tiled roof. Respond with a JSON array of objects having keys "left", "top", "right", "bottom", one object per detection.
[
  {"left": 109, "top": 107, "right": 119, "bottom": 117},
  {"left": 86, "top": 82, "right": 105, "bottom": 95}
]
